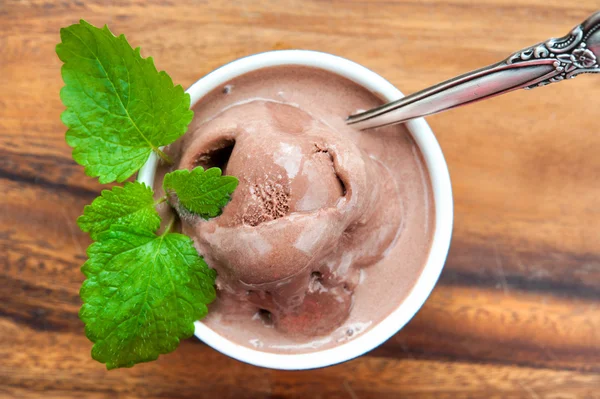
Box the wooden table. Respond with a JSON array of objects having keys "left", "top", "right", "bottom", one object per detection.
[{"left": 2, "top": 1, "right": 599, "bottom": 397}]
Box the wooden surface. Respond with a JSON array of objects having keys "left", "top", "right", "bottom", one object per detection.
[{"left": 1, "top": 0, "right": 599, "bottom": 397}]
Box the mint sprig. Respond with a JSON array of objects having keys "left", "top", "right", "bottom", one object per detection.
[
  {"left": 57, "top": 20, "right": 193, "bottom": 183},
  {"left": 78, "top": 182, "right": 160, "bottom": 240},
  {"left": 80, "top": 225, "right": 216, "bottom": 369},
  {"left": 164, "top": 167, "right": 239, "bottom": 219},
  {"left": 57, "top": 20, "right": 238, "bottom": 369}
]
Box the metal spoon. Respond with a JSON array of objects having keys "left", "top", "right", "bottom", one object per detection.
[{"left": 347, "top": 11, "right": 600, "bottom": 130}]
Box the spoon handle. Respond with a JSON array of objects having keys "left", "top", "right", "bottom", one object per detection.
[{"left": 347, "top": 11, "right": 600, "bottom": 130}]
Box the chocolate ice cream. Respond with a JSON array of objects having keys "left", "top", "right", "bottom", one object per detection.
[{"left": 158, "top": 66, "right": 434, "bottom": 352}]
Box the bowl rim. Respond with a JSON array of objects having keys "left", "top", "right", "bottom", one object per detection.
[{"left": 137, "top": 49, "right": 453, "bottom": 370}]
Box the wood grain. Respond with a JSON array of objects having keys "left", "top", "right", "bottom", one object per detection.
[{"left": 1, "top": 0, "right": 599, "bottom": 397}]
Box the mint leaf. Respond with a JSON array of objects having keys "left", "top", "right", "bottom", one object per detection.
[
  {"left": 77, "top": 182, "right": 160, "bottom": 240},
  {"left": 57, "top": 20, "right": 193, "bottom": 183},
  {"left": 163, "top": 167, "right": 238, "bottom": 219},
  {"left": 80, "top": 225, "right": 216, "bottom": 369}
]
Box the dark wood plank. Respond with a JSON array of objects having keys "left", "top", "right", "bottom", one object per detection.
[{"left": 2, "top": 319, "right": 599, "bottom": 399}]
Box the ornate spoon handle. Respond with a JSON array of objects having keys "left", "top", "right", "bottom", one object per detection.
[{"left": 347, "top": 12, "right": 600, "bottom": 130}]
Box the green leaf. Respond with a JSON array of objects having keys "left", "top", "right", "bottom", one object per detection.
[
  {"left": 57, "top": 20, "right": 193, "bottom": 183},
  {"left": 77, "top": 182, "right": 161, "bottom": 240},
  {"left": 163, "top": 167, "right": 239, "bottom": 219},
  {"left": 80, "top": 225, "right": 216, "bottom": 369}
]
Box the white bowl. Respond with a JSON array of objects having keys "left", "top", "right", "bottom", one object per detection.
[{"left": 138, "top": 50, "right": 453, "bottom": 370}]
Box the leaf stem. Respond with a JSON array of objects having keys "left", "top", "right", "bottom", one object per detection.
[
  {"left": 162, "top": 215, "right": 176, "bottom": 236},
  {"left": 154, "top": 148, "right": 173, "bottom": 165},
  {"left": 154, "top": 196, "right": 167, "bottom": 206}
]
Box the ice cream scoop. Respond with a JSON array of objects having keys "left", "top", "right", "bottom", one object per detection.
[{"left": 172, "top": 99, "right": 402, "bottom": 336}]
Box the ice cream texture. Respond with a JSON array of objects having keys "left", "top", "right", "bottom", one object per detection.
[{"left": 158, "top": 66, "right": 434, "bottom": 352}]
